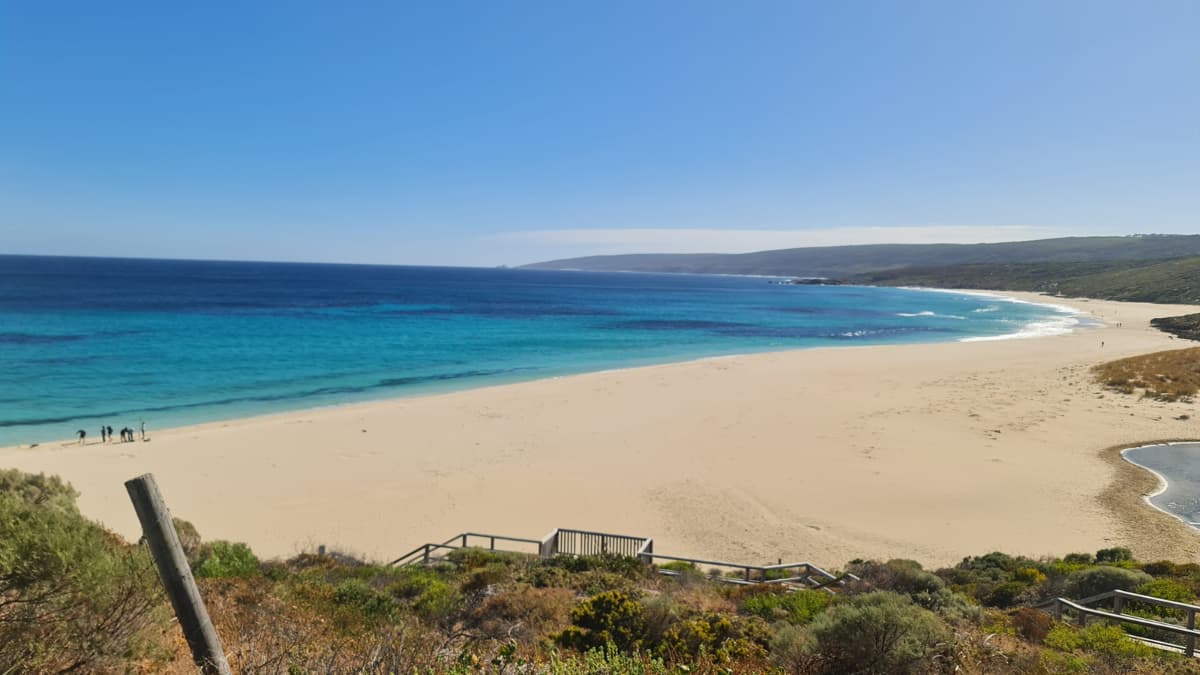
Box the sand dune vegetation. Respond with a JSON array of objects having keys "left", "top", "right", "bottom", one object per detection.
[
  {"left": 1095, "top": 347, "right": 1200, "bottom": 401},
  {"left": 8, "top": 468, "right": 1200, "bottom": 674}
]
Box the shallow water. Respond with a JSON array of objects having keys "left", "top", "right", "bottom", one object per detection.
[{"left": 1123, "top": 443, "right": 1200, "bottom": 527}]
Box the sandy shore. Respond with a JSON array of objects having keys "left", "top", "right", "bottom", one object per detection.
[{"left": 4, "top": 291, "right": 1200, "bottom": 568}]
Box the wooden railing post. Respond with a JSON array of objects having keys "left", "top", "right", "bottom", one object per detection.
[
  {"left": 1053, "top": 599, "right": 1063, "bottom": 620},
  {"left": 1113, "top": 595, "right": 1124, "bottom": 616},
  {"left": 125, "top": 474, "right": 231, "bottom": 675},
  {"left": 1188, "top": 609, "right": 1196, "bottom": 657}
]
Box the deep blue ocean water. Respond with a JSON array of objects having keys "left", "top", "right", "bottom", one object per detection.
[{"left": 0, "top": 255, "right": 1078, "bottom": 446}]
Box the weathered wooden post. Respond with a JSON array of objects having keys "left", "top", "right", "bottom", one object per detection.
[
  {"left": 1187, "top": 608, "right": 1196, "bottom": 657},
  {"left": 125, "top": 474, "right": 231, "bottom": 675}
]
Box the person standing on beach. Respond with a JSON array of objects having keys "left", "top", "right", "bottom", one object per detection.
[
  {"left": 107, "top": 425, "right": 114, "bottom": 443},
  {"left": 140, "top": 420, "right": 145, "bottom": 441},
  {"left": 76, "top": 429, "right": 86, "bottom": 444},
  {"left": 100, "top": 426, "right": 107, "bottom": 443}
]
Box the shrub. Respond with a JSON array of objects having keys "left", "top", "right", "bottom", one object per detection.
[
  {"left": 769, "top": 623, "right": 819, "bottom": 673},
  {"left": 1063, "top": 553, "right": 1094, "bottom": 565},
  {"left": 552, "top": 554, "right": 648, "bottom": 579},
  {"left": 1010, "top": 607, "right": 1053, "bottom": 643},
  {"left": 555, "top": 590, "right": 646, "bottom": 652},
  {"left": 1095, "top": 547, "right": 1133, "bottom": 564},
  {"left": 333, "top": 578, "right": 397, "bottom": 621},
  {"left": 468, "top": 586, "right": 574, "bottom": 643},
  {"left": 172, "top": 517, "right": 204, "bottom": 566},
  {"left": 987, "top": 581, "right": 1030, "bottom": 609},
  {"left": 1047, "top": 623, "right": 1154, "bottom": 659},
  {"left": 386, "top": 569, "right": 464, "bottom": 626},
  {"left": 1013, "top": 567, "right": 1047, "bottom": 584},
  {"left": 1065, "top": 567, "right": 1152, "bottom": 600},
  {"left": 195, "top": 541, "right": 260, "bottom": 578},
  {"left": 0, "top": 471, "right": 164, "bottom": 672},
  {"left": 807, "top": 591, "right": 952, "bottom": 674},
  {"left": 852, "top": 559, "right": 946, "bottom": 597},
  {"left": 0, "top": 469, "right": 80, "bottom": 511},
  {"left": 1137, "top": 578, "right": 1195, "bottom": 603},
  {"left": 740, "top": 589, "right": 830, "bottom": 624}
]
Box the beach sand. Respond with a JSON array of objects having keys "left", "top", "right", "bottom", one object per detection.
[{"left": 4, "top": 292, "right": 1200, "bottom": 569}]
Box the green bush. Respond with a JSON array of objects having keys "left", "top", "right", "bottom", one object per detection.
[
  {"left": 333, "top": 578, "right": 397, "bottom": 620},
  {"left": 1064, "top": 567, "right": 1152, "bottom": 600},
  {"left": 1095, "top": 547, "right": 1133, "bottom": 564},
  {"left": 807, "top": 591, "right": 952, "bottom": 674},
  {"left": 195, "top": 540, "right": 260, "bottom": 578},
  {"left": 555, "top": 590, "right": 646, "bottom": 652},
  {"left": 0, "top": 471, "right": 164, "bottom": 672},
  {"left": 987, "top": 581, "right": 1030, "bottom": 608},
  {"left": 386, "top": 568, "right": 464, "bottom": 626},
  {"left": 769, "top": 623, "right": 819, "bottom": 673},
  {"left": 1137, "top": 578, "right": 1195, "bottom": 603},
  {"left": 1046, "top": 623, "right": 1154, "bottom": 659},
  {"left": 740, "top": 589, "right": 830, "bottom": 624},
  {"left": 552, "top": 554, "right": 648, "bottom": 579}
]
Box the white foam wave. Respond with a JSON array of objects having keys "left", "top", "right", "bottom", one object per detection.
[
  {"left": 896, "top": 311, "right": 966, "bottom": 320},
  {"left": 973, "top": 306, "right": 1000, "bottom": 313},
  {"left": 959, "top": 315, "right": 1080, "bottom": 342}
]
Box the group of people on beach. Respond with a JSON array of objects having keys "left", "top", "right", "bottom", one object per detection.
[{"left": 76, "top": 421, "right": 145, "bottom": 444}]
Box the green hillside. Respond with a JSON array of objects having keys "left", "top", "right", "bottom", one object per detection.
[
  {"left": 523, "top": 235, "right": 1200, "bottom": 278},
  {"left": 848, "top": 256, "right": 1200, "bottom": 305}
]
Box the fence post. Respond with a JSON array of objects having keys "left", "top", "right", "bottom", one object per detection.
[
  {"left": 1113, "top": 595, "right": 1124, "bottom": 616},
  {"left": 1188, "top": 609, "right": 1196, "bottom": 658},
  {"left": 1052, "top": 599, "right": 1062, "bottom": 621},
  {"left": 125, "top": 474, "right": 231, "bottom": 675}
]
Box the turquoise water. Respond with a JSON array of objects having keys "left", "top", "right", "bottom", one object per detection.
[{"left": 0, "top": 255, "right": 1080, "bottom": 447}]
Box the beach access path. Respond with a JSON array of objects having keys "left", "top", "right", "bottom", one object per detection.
[{"left": 3, "top": 292, "right": 1199, "bottom": 568}]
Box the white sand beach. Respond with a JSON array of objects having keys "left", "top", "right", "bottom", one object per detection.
[{"left": 4, "top": 292, "right": 1199, "bottom": 568}]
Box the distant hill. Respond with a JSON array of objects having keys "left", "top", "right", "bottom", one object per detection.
[
  {"left": 848, "top": 256, "right": 1200, "bottom": 305},
  {"left": 522, "top": 235, "right": 1200, "bottom": 278}
]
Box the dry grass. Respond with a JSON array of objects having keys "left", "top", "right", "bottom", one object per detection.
[{"left": 1094, "top": 347, "right": 1200, "bottom": 401}]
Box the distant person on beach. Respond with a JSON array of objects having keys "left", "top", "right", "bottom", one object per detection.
[
  {"left": 107, "top": 425, "right": 114, "bottom": 442},
  {"left": 140, "top": 420, "right": 145, "bottom": 441},
  {"left": 76, "top": 429, "right": 86, "bottom": 444},
  {"left": 100, "top": 426, "right": 106, "bottom": 443}
]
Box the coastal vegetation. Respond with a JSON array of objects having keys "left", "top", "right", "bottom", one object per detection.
[
  {"left": 1095, "top": 347, "right": 1200, "bottom": 401},
  {"left": 522, "top": 235, "right": 1200, "bottom": 279},
  {"left": 847, "top": 257, "right": 1200, "bottom": 306},
  {"left": 8, "top": 470, "right": 1200, "bottom": 673}
]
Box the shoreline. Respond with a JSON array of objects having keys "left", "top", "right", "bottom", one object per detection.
[
  {"left": 3, "top": 286, "right": 1083, "bottom": 450},
  {"left": 4, "top": 291, "right": 1200, "bottom": 567},
  {"left": 1100, "top": 441, "right": 1200, "bottom": 561}
]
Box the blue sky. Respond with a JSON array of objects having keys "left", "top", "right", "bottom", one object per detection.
[{"left": 1, "top": 1, "right": 1197, "bottom": 266}]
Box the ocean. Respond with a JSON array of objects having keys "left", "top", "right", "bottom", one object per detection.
[{"left": 0, "top": 255, "right": 1079, "bottom": 447}]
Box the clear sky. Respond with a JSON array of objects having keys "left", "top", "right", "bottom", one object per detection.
[{"left": 2, "top": 1, "right": 1197, "bottom": 266}]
